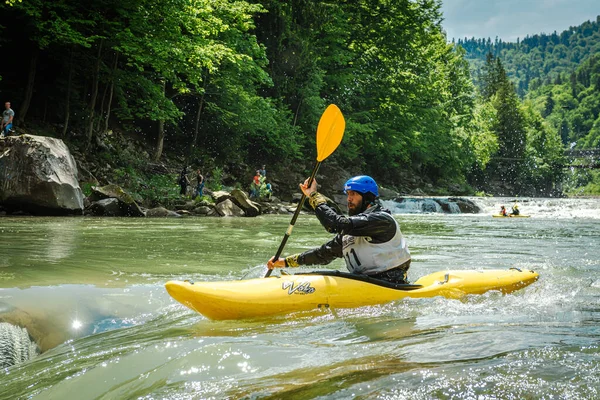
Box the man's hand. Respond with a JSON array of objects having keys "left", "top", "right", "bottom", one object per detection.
[
  {"left": 267, "top": 257, "right": 286, "bottom": 270},
  {"left": 300, "top": 177, "right": 318, "bottom": 197}
]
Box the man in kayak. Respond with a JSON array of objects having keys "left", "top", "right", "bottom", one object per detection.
[
  {"left": 267, "top": 175, "right": 411, "bottom": 284},
  {"left": 500, "top": 205, "right": 508, "bottom": 216},
  {"left": 511, "top": 202, "right": 520, "bottom": 216}
]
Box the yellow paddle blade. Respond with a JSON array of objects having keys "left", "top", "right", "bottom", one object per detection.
[{"left": 316, "top": 104, "right": 345, "bottom": 162}]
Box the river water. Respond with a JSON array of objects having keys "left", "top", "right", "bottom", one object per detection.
[{"left": 0, "top": 197, "right": 599, "bottom": 399}]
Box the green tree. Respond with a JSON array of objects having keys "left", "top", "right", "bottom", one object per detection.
[{"left": 490, "top": 79, "right": 527, "bottom": 187}]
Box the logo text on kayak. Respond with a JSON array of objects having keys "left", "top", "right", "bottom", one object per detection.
[{"left": 282, "top": 281, "right": 315, "bottom": 295}]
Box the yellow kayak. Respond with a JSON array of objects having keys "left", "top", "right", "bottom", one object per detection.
[
  {"left": 165, "top": 268, "right": 539, "bottom": 320},
  {"left": 492, "top": 214, "right": 531, "bottom": 218}
]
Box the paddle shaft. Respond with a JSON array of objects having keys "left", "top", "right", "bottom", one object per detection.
[{"left": 264, "top": 161, "right": 321, "bottom": 278}]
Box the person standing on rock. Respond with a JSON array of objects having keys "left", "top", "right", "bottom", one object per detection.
[
  {"left": 193, "top": 169, "right": 204, "bottom": 199},
  {"left": 1, "top": 101, "right": 14, "bottom": 138},
  {"left": 249, "top": 170, "right": 261, "bottom": 199},
  {"left": 178, "top": 166, "right": 191, "bottom": 197},
  {"left": 267, "top": 175, "right": 412, "bottom": 284}
]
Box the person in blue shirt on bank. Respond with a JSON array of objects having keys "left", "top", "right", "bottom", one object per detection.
[
  {"left": 1, "top": 101, "right": 14, "bottom": 138},
  {"left": 267, "top": 175, "right": 411, "bottom": 284}
]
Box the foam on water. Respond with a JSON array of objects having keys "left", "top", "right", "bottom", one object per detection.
[{"left": 382, "top": 197, "right": 600, "bottom": 219}]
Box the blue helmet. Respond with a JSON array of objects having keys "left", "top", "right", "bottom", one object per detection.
[{"left": 344, "top": 175, "right": 379, "bottom": 197}]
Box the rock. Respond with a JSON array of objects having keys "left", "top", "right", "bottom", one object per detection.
[
  {"left": 174, "top": 201, "right": 196, "bottom": 211},
  {"left": 230, "top": 188, "right": 260, "bottom": 217},
  {"left": 378, "top": 185, "right": 398, "bottom": 200},
  {"left": 207, "top": 208, "right": 220, "bottom": 217},
  {"left": 145, "top": 207, "right": 181, "bottom": 218},
  {"left": 449, "top": 197, "right": 482, "bottom": 213},
  {"left": 448, "top": 183, "right": 468, "bottom": 195},
  {"left": 192, "top": 205, "right": 213, "bottom": 215},
  {"left": 210, "top": 190, "right": 231, "bottom": 203},
  {"left": 215, "top": 199, "right": 245, "bottom": 217},
  {"left": 88, "top": 184, "right": 145, "bottom": 217},
  {"left": 88, "top": 198, "right": 122, "bottom": 216},
  {"left": 0, "top": 134, "right": 84, "bottom": 215}
]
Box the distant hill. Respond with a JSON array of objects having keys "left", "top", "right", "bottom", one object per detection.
[{"left": 455, "top": 16, "right": 600, "bottom": 97}]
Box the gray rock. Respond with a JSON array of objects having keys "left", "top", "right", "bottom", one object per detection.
[
  {"left": 215, "top": 199, "right": 245, "bottom": 217},
  {"left": 145, "top": 207, "right": 181, "bottom": 218},
  {"left": 230, "top": 188, "right": 260, "bottom": 217},
  {"left": 0, "top": 134, "right": 84, "bottom": 215},
  {"left": 210, "top": 190, "right": 231, "bottom": 203},
  {"left": 88, "top": 198, "right": 122, "bottom": 216},
  {"left": 449, "top": 197, "right": 482, "bottom": 213},
  {"left": 88, "top": 184, "right": 145, "bottom": 217},
  {"left": 192, "top": 205, "right": 213, "bottom": 215},
  {"left": 378, "top": 185, "right": 398, "bottom": 200}
]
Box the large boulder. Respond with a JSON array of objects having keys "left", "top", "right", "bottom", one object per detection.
[
  {"left": 230, "top": 188, "right": 260, "bottom": 217},
  {"left": 215, "top": 199, "right": 245, "bottom": 217},
  {"left": 0, "top": 134, "right": 84, "bottom": 215},
  {"left": 449, "top": 197, "right": 482, "bottom": 213},
  {"left": 87, "top": 198, "right": 122, "bottom": 216},
  {"left": 88, "top": 184, "right": 145, "bottom": 217}
]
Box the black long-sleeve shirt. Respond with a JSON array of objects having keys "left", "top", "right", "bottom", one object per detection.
[{"left": 296, "top": 202, "right": 397, "bottom": 266}]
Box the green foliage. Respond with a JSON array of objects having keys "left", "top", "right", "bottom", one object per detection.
[
  {"left": 520, "top": 101, "right": 565, "bottom": 195},
  {"left": 470, "top": 53, "right": 566, "bottom": 195},
  {"left": 564, "top": 170, "right": 600, "bottom": 196},
  {"left": 2, "top": 0, "right": 591, "bottom": 198},
  {"left": 456, "top": 16, "right": 600, "bottom": 97},
  {"left": 469, "top": 102, "right": 499, "bottom": 168},
  {"left": 208, "top": 167, "right": 224, "bottom": 191},
  {"left": 80, "top": 182, "right": 95, "bottom": 197},
  {"left": 525, "top": 52, "right": 600, "bottom": 193},
  {"left": 135, "top": 174, "right": 182, "bottom": 208}
]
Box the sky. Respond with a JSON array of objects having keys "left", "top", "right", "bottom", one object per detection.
[{"left": 441, "top": 0, "right": 600, "bottom": 42}]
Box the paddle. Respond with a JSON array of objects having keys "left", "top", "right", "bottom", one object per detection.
[{"left": 264, "top": 104, "right": 345, "bottom": 278}]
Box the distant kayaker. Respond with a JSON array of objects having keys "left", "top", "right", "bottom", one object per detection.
[
  {"left": 511, "top": 202, "right": 520, "bottom": 216},
  {"left": 267, "top": 175, "right": 412, "bottom": 284},
  {"left": 500, "top": 205, "right": 508, "bottom": 216}
]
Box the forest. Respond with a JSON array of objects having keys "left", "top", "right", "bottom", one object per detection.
[
  {"left": 457, "top": 16, "right": 600, "bottom": 195},
  {"left": 0, "top": 0, "right": 596, "bottom": 203}
]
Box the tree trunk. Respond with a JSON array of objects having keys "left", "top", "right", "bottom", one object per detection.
[
  {"left": 17, "top": 48, "right": 38, "bottom": 125},
  {"left": 96, "top": 82, "right": 109, "bottom": 133},
  {"left": 186, "top": 73, "right": 208, "bottom": 164},
  {"left": 153, "top": 80, "right": 166, "bottom": 161},
  {"left": 104, "top": 53, "right": 118, "bottom": 133},
  {"left": 154, "top": 120, "right": 165, "bottom": 162},
  {"left": 293, "top": 98, "right": 302, "bottom": 127},
  {"left": 187, "top": 91, "right": 205, "bottom": 162},
  {"left": 85, "top": 40, "right": 103, "bottom": 150},
  {"left": 62, "top": 49, "right": 74, "bottom": 138}
]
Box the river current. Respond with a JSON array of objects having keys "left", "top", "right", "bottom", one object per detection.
[{"left": 0, "top": 197, "right": 599, "bottom": 399}]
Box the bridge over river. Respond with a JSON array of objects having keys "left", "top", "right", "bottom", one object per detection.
[{"left": 563, "top": 148, "right": 600, "bottom": 169}]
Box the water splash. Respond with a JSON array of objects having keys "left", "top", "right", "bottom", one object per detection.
[
  {"left": 382, "top": 197, "right": 600, "bottom": 219},
  {"left": 0, "top": 322, "right": 40, "bottom": 368}
]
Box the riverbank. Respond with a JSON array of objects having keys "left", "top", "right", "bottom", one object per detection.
[{"left": 2, "top": 123, "right": 594, "bottom": 218}]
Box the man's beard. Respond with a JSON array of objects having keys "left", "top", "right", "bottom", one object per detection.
[{"left": 348, "top": 199, "right": 364, "bottom": 216}]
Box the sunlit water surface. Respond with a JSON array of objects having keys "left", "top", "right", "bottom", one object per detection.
[{"left": 0, "top": 197, "right": 599, "bottom": 399}]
